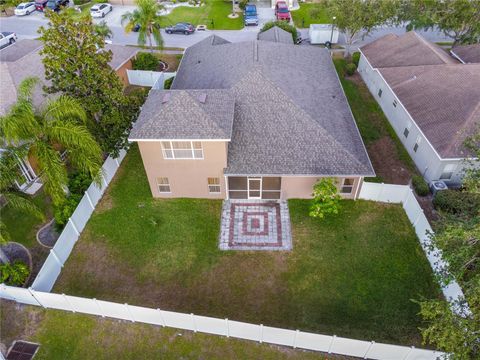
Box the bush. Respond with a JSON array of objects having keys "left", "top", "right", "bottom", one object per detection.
[
  {"left": 345, "top": 63, "right": 357, "bottom": 76},
  {"left": 352, "top": 52, "right": 360, "bottom": 67},
  {"left": 73, "top": 0, "right": 89, "bottom": 5},
  {"left": 164, "top": 76, "right": 174, "bottom": 89},
  {"left": 54, "top": 194, "right": 82, "bottom": 229},
  {"left": 238, "top": 0, "right": 248, "bottom": 10},
  {"left": 309, "top": 178, "right": 341, "bottom": 219},
  {"left": 0, "top": 261, "right": 30, "bottom": 286},
  {"left": 68, "top": 171, "right": 92, "bottom": 195},
  {"left": 433, "top": 190, "right": 480, "bottom": 219},
  {"left": 133, "top": 52, "right": 160, "bottom": 71},
  {"left": 260, "top": 21, "right": 298, "bottom": 44},
  {"left": 412, "top": 175, "right": 429, "bottom": 196}
]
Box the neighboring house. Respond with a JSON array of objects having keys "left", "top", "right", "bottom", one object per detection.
[
  {"left": 257, "top": 26, "right": 293, "bottom": 44},
  {"left": 0, "top": 39, "right": 138, "bottom": 192},
  {"left": 450, "top": 43, "right": 480, "bottom": 64},
  {"left": 129, "top": 35, "right": 374, "bottom": 200},
  {"left": 358, "top": 32, "right": 480, "bottom": 185}
]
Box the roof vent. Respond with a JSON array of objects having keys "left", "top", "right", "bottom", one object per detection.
[
  {"left": 162, "top": 93, "right": 171, "bottom": 103},
  {"left": 197, "top": 93, "right": 207, "bottom": 103}
]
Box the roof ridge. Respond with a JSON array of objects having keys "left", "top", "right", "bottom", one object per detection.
[
  {"left": 412, "top": 31, "right": 455, "bottom": 64},
  {"left": 445, "top": 100, "right": 480, "bottom": 156},
  {"left": 235, "top": 68, "right": 370, "bottom": 171}
]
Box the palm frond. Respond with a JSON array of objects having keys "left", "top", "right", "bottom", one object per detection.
[
  {"left": 2, "top": 192, "right": 44, "bottom": 221},
  {"left": 0, "top": 99, "right": 38, "bottom": 143},
  {"left": 0, "top": 221, "right": 10, "bottom": 245},
  {"left": 0, "top": 145, "right": 31, "bottom": 191},
  {"left": 42, "top": 95, "right": 87, "bottom": 125},
  {"left": 17, "top": 76, "right": 39, "bottom": 101}
]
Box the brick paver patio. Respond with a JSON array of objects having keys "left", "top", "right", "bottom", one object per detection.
[{"left": 219, "top": 200, "right": 292, "bottom": 251}]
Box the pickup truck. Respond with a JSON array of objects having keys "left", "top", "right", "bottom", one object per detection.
[
  {"left": 0, "top": 32, "right": 17, "bottom": 49},
  {"left": 244, "top": 3, "right": 258, "bottom": 26}
]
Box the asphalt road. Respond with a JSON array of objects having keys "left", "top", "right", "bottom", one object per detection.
[{"left": 0, "top": 5, "right": 450, "bottom": 50}]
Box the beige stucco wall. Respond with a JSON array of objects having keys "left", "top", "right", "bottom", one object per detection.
[
  {"left": 137, "top": 141, "right": 228, "bottom": 198},
  {"left": 280, "top": 176, "right": 363, "bottom": 200}
]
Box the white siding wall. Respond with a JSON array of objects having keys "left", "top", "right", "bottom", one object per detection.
[{"left": 357, "top": 54, "right": 466, "bottom": 184}]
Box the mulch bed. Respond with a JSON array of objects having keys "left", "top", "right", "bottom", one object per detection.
[{"left": 37, "top": 220, "right": 60, "bottom": 248}]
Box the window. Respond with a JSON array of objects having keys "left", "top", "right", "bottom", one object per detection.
[
  {"left": 413, "top": 136, "right": 421, "bottom": 152},
  {"left": 393, "top": 99, "right": 397, "bottom": 107},
  {"left": 207, "top": 177, "right": 221, "bottom": 193},
  {"left": 378, "top": 89, "right": 382, "bottom": 97},
  {"left": 161, "top": 141, "right": 203, "bottom": 159},
  {"left": 157, "top": 177, "right": 170, "bottom": 193},
  {"left": 340, "top": 178, "right": 355, "bottom": 194},
  {"left": 403, "top": 122, "right": 412, "bottom": 138},
  {"left": 440, "top": 164, "right": 456, "bottom": 180}
]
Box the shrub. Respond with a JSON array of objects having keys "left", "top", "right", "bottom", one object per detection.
[
  {"left": 73, "top": 0, "right": 89, "bottom": 5},
  {"left": 260, "top": 21, "right": 298, "bottom": 44},
  {"left": 164, "top": 76, "right": 174, "bottom": 89},
  {"left": 133, "top": 52, "right": 160, "bottom": 71},
  {"left": 68, "top": 171, "right": 92, "bottom": 195},
  {"left": 433, "top": 190, "right": 480, "bottom": 219},
  {"left": 309, "top": 178, "right": 341, "bottom": 219},
  {"left": 238, "top": 0, "right": 248, "bottom": 10},
  {"left": 412, "top": 175, "right": 429, "bottom": 196},
  {"left": 54, "top": 194, "right": 82, "bottom": 229},
  {"left": 345, "top": 63, "right": 357, "bottom": 76},
  {"left": 352, "top": 52, "right": 360, "bottom": 67},
  {"left": 0, "top": 261, "right": 30, "bottom": 286}
]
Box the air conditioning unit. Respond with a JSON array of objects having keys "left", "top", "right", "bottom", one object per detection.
[{"left": 429, "top": 180, "right": 448, "bottom": 194}]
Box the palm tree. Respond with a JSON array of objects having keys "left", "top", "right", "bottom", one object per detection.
[
  {"left": 0, "top": 145, "right": 44, "bottom": 263},
  {"left": 122, "top": 0, "right": 164, "bottom": 52},
  {"left": 0, "top": 77, "right": 102, "bottom": 206},
  {"left": 95, "top": 20, "right": 113, "bottom": 41}
]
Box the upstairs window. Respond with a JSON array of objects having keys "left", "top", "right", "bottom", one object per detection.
[
  {"left": 161, "top": 141, "right": 203, "bottom": 159},
  {"left": 340, "top": 178, "right": 355, "bottom": 194},
  {"left": 207, "top": 177, "right": 221, "bottom": 193}
]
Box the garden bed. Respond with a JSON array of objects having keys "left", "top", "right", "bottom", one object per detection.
[{"left": 54, "top": 146, "right": 441, "bottom": 346}]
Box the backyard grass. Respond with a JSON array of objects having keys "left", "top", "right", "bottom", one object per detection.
[
  {"left": 333, "top": 56, "right": 418, "bottom": 184},
  {"left": 291, "top": 2, "right": 330, "bottom": 28},
  {"left": 54, "top": 145, "right": 440, "bottom": 346},
  {"left": 0, "top": 301, "right": 341, "bottom": 360},
  {"left": 160, "top": 0, "right": 243, "bottom": 30}
]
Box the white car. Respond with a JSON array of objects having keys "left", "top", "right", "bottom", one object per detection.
[
  {"left": 90, "top": 3, "right": 112, "bottom": 18},
  {"left": 0, "top": 32, "right": 17, "bottom": 49},
  {"left": 14, "top": 2, "right": 36, "bottom": 16}
]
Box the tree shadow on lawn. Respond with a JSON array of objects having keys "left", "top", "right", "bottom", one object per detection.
[{"left": 53, "top": 146, "right": 441, "bottom": 347}]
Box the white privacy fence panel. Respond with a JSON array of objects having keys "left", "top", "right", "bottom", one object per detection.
[
  {"left": 30, "top": 150, "right": 127, "bottom": 292},
  {"left": 127, "top": 70, "right": 176, "bottom": 89},
  {"left": 0, "top": 285, "right": 446, "bottom": 359},
  {"left": 359, "top": 182, "right": 466, "bottom": 310}
]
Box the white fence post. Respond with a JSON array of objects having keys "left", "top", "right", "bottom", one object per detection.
[
  {"left": 94, "top": 298, "right": 105, "bottom": 318},
  {"left": 328, "top": 335, "right": 336, "bottom": 353},
  {"left": 191, "top": 313, "right": 197, "bottom": 333},
  {"left": 50, "top": 249, "right": 63, "bottom": 268},
  {"left": 403, "top": 346, "right": 414, "bottom": 360},
  {"left": 413, "top": 210, "right": 423, "bottom": 227},
  {"left": 363, "top": 341, "right": 374, "bottom": 359},
  {"left": 27, "top": 287, "right": 43, "bottom": 308},
  {"left": 225, "top": 318, "right": 230, "bottom": 337},
  {"left": 69, "top": 218, "right": 80, "bottom": 238},
  {"left": 259, "top": 324, "right": 263, "bottom": 343},
  {"left": 157, "top": 308, "right": 166, "bottom": 327},
  {"left": 85, "top": 192, "right": 95, "bottom": 210},
  {"left": 125, "top": 303, "right": 135, "bottom": 322},
  {"left": 62, "top": 294, "right": 76, "bottom": 313},
  {"left": 293, "top": 330, "right": 299, "bottom": 348}
]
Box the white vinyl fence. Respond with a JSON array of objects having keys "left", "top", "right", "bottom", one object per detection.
[
  {"left": 0, "top": 284, "right": 445, "bottom": 360},
  {"left": 30, "top": 150, "right": 128, "bottom": 292},
  {"left": 359, "top": 182, "right": 465, "bottom": 308},
  {"left": 126, "top": 70, "right": 176, "bottom": 89}
]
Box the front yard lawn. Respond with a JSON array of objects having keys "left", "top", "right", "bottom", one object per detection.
[
  {"left": 54, "top": 145, "right": 440, "bottom": 346},
  {"left": 291, "top": 3, "right": 330, "bottom": 28},
  {"left": 0, "top": 300, "right": 340, "bottom": 360},
  {"left": 160, "top": 0, "right": 243, "bottom": 30}
]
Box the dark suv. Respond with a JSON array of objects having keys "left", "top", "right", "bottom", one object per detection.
[
  {"left": 165, "top": 23, "right": 195, "bottom": 35},
  {"left": 45, "top": 0, "right": 69, "bottom": 12}
]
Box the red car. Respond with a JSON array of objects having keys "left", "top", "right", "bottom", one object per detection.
[
  {"left": 275, "top": 1, "right": 290, "bottom": 21},
  {"left": 35, "top": 0, "right": 48, "bottom": 11}
]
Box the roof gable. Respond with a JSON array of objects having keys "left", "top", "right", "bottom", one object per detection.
[{"left": 258, "top": 26, "right": 294, "bottom": 44}]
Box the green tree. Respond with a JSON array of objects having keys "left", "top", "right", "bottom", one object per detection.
[
  {"left": 399, "top": 0, "right": 480, "bottom": 45},
  {"left": 39, "top": 11, "right": 142, "bottom": 156},
  {"left": 309, "top": 178, "right": 341, "bottom": 219},
  {"left": 122, "top": 0, "right": 164, "bottom": 52},
  {"left": 0, "top": 77, "right": 102, "bottom": 206},
  {"left": 324, "top": 0, "right": 398, "bottom": 57},
  {"left": 463, "top": 127, "right": 480, "bottom": 194}
]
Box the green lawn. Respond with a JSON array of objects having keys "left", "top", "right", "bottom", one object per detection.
[
  {"left": 333, "top": 56, "right": 418, "bottom": 184},
  {"left": 55, "top": 145, "right": 440, "bottom": 345},
  {"left": 160, "top": 0, "right": 243, "bottom": 30},
  {"left": 291, "top": 3, "right": 330, "bottom": 28},
  {"left": 0, "top": 301, "right": 336, "bottom": 360}
]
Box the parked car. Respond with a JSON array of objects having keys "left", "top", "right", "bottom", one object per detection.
[
  {"left": 244, "top": 3, "right": 258, "bottom": 26},
  {"left": 165, "top": 23, "right": 195, "bottom": 35},
  {"left": 34, "top": 0, "right": 48, "bottom": 11},
  {"left": 132, "top": 24, "right": 141, "bottom": 32},
  {"left": 90, "top": 3, "right": 112, "bottom": 18},
  {"left": 45, "top": 0, "right": 69, "bottom": 12},
  {"left": 14, "top": 2, "right": 36, "bottom": 16},
  {"left": 275, "top": 1, "right": 290, "bottom": 22},
  {"left": 0, "top": 32, "right": 17, "bottom": 49}
]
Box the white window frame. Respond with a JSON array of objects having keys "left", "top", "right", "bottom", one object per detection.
[
  {"left": 161, "top": 141, "right": 204, "bottom": 160},
  {"left": 413, "top": 136, "right": 421, "bottom": 152},
  {"left": 393, "top": 99, "right": 398, "bottom": 107},
  {"left": 340, "top": 178, "right": 355, "bottom": 194},
  {"left": 157, "top": 177, "right": 171, "bottom": 193},
  {"left": 207, "top": 177, "right": 221, "bottom": 194},
  {"left": 403, "top": 122, "right": 412, "bottom": 138},
  {"left": 378, "top": 89, "right": 383, "bottom": 97},
  {"left": 440, "top": 164, "right": 456, "bottom": 180}
]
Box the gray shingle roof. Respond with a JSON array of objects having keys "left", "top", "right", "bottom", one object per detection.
[
  {"left": 360, "top": 31, "right": 456, "bottom": 68},
  {"left": 0, "top": 39, "right": 42, "bottom": 62},
  {"left": 451, "top": 44, "right": 480, "bottom": 64},
  {"left": 169, "top": 36, "right": 374, "bottom": 176},
  {"left": 129, "top": 89, "right": 235, "bottom": 140},
  {"left": 379, "top": 64, "right": 480, "bottom": 158},
  {"left": 258, "top": 26, "right": 293, "bottom": 44}
]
